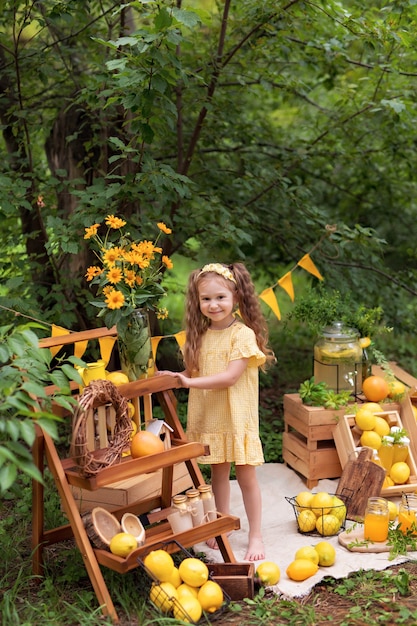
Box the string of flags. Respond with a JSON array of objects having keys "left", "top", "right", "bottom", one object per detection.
[{"left": 48, "top": 250, "right": 323, "bottom": 365}]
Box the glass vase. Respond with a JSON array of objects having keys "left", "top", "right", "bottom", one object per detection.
[{"left": 116, "top": 308, "right": 152, "bottom": 381}]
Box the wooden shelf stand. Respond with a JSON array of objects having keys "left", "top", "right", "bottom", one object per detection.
[{"left": 32, "top": 329, "right": 240, "bottom": 623}]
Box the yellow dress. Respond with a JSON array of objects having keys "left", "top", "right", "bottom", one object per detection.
[{"left": 186, "top": 321, "right": 266, "bottom": 466}]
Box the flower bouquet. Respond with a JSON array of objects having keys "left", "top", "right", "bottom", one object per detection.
[{"left": 84, "top": 215, "right": 173, "bottom": 379}]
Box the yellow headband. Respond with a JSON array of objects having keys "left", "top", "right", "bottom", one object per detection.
[{"left": 199, "top": 263, "right": 236, "bottom": 284}]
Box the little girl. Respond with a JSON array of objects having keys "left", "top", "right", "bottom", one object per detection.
[{"left": 162, "top": 262, "right": 275, "bottom": 561}]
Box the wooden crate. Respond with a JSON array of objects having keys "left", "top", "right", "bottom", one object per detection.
[
  {"left": 71, "top": 462, "right": 193, "bottom": 513},
  {"left": 282, "top": 394, "right": 350, "bottom": 488},
  {"left": 333, "top": 410, "right": 417, "bottom": 497},
  {"left": 208, "top": 563, "right": 255, "bottom": 600}
]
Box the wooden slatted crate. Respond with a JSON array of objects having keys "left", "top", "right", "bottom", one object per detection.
[
  {"left": 282, "top": 393, "right": 350, "bottom": 488},
  {"left": 333, "top": 409, "right": 417, "bottom": 497}
]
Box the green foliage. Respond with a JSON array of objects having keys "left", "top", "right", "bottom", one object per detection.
[{"left": 0, "top": 323, "right": 81, "bottom": 493}]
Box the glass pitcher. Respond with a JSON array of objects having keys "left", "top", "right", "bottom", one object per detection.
[{"left": 314, "top": 321, "right": 362, "bottom": 394}]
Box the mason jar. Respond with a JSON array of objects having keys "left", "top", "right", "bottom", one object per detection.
[
  {"left": 314, "top": 321, "right": 362, "bottom": 394},
  {"left": 364, "top": 497, "right": 389, "bottom": 542}
]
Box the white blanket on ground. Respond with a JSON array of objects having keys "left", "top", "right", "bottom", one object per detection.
[{"left": 194, "top": 463, "right": 413, "bottom": 598}]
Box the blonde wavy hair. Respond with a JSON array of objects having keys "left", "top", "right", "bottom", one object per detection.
[{"left": 182, "top": 262, "right": 276, "bottom": 373}]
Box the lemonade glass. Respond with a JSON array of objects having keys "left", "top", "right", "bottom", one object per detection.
[
  {"left": 364, "top": 497, "right": 389, "bottom": 542},
  {"left": 398, "top": 494, "right": 417, "bottom": 535}
]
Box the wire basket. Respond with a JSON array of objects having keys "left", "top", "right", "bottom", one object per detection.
[
  {"left": 137, "top": 540, "right": 230, "bottom": 624},
  {"left": 286, "top": 493, "right": 348, "bottom": 536}
]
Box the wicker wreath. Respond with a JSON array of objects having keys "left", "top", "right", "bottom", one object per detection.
[{"left": 70, "top": 379, "right": 133, "bottom": 477}]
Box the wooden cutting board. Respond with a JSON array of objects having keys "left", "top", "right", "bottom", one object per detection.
[
  {"left": 336, "top": 447, "right": 386, "bottom": 520},
  {"left": 338, "top": 527, "right": 392, "bottom": 553}
]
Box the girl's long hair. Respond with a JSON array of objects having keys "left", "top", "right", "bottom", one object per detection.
[{"left": 183, "top": 262, "right": 276, "bottom": 373}]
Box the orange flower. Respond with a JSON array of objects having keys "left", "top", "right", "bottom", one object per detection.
[
  {"left": 105, "top": 215, "right": 126, "bottom": 229},
  {"left": 162, "top": 255, "right": 173, "bottom": 270},
  {"left": 85, "top": 266, "right": 102, "bottom": 281},
  {"left": 84, "top": 224, "right": 100, "bottom": 239},
  {"left": 157, "top": 222, "right": 172, "bottom": 235}
]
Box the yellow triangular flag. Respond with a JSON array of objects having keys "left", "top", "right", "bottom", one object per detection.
[
  {"left": 99, "top": 336, "right": 117, "bottom": 366},
  {"left": 73, "top": 340, "right": 88, "bottom": 360},
  {"left": 278, "top": 271, "right": 295, "bottom": 302},
  {"left": 297, "top": 253, "right": 323, "bottom": 281},
  {"left": 151, "top": 336, "right": 163, "bottom": 362},
  {"left": 174, "top": 330, "right": 186, "bottom": 349},
  {"left": 259, "top": 288, "right": 281, "bottom": 321},
  {"left": 49, "top": 324, "right": 71, "bottom": 358}
]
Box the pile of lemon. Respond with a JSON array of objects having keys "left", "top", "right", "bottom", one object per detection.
[
  {"left": 286, "top": 541, "right": 336, "bottom": 581},
  {"left": 294, "top": 491, "right": 346, "bottom": 536},
  {"left": 144, "top": 550, "right": 224, "bottom": 622},
  {"left": 353, "top": 403, "right": 411, "bottom": 486}
]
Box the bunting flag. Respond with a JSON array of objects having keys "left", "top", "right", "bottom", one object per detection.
[
  {"left": 99, "top": 335, "right": 117, "bottom": 366},
  {"left": 49, "top": 324, "right": 71, "bottom": 358},
  {"left": 278, "top": 271, "right": 295, "bottom": 302},
  {"left": 297, "top": 253, "right": 323, "bottom": 281},
  {"left": 259, "top": 288, "right": 281, "bottom": 321},
  {"left": 174, "top": 330, "right": 186, "bottom": 349},
  {"left": 45, "top": 249, "right": 324, "bottom": 359}
]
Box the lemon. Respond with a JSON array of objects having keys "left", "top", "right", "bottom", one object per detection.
[
  {"left": 359, "top": 337, "right": 371, "bottom": 349},
  {"left": 286, "top": 559, "right": 318, "bottom": 581},
  {"left": 197, "top": 580, "right": 224, "bottom": 613},
  {"left": 178, "top": 558, "right": 209, "bottom": 587},
  {"left": 295, "top": 491, "right": 314, "bottom": 511},
  {"left": 314, "top": 541, "right": 336, "bottom": 566},
  {"left": 256, "top": 561, "right": 280, "bottom": 585},
  {"left": 150, "top": 581, "right": 178, "bottom": 612},
  {"left": 388, "top": 380, "right": 406, "bottom": 400},
  {"left": 330, "top": 496, "right": 347, "bottom": 523},
  {"left": 412, "top": 405, "right": 417, "bottom": 421},
  {"left": 109, "top": 532, "right": 137, "bottom": 557},
  {"left": 310, "top": 492, "right": 334, "bottom": 517},
  {"left": 165, "top": 565, "right": 182, "bottom": 588},
  {"left": 315, "top": 514, "right": 341, "bottom": 536},
  {"left": 177, "top": 583, "right": 199, "bottom": 599},
  {"left": 382, "top": 475, "right": 394, "bottom": 489},
  {"left": 387, "top": 500, "right": 398, "bottom": 521},
  {"left": 390, "top": 461, "right": 411, "bottom": 484},
  {"left": 355, "top": 408, "right": 377, "bottom": 431},
  {"left": 127, "top": 401, "right": 135, "bottom": 417},
  {"left": 106, "top": 370, "right": 130, "bottom": 386},
  {"left": 297, "top": 509, "right": 317, "bottom": 533},
  {"left": 360, "top": 430, "right": 382, "bottom": 450},
  {"left": 362, "top": 402, "right": 384, "bottom": 413},
  {"left": 294, "top": 546, "right": 319, "bottom": 565},
  {"left": 373, "top": 416, "right": 390, "bottom": 438},
  {"left": 143, "top": 549, "right": 175, "bottom": 582},
  {"left": 173, "top": 595, "right": 202, "bottom": 623}
]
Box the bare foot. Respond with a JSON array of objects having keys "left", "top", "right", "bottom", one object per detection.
[
  {"left": 244, "top": 536, "right": 265, "bottom": 562},
  {"left": 206, "top": 537, "right": 219, "bottom": 550}
]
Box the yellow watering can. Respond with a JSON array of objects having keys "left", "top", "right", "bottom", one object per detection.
[{"left": 77, "top": 359, "right": 107, "bottom": 388}]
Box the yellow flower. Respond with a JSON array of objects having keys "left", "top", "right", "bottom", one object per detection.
[
  {"left": 156, "top": 307, "right": 169, "bottom": 320},
  {"left": 162, "top": 255, "right": 173, "bottom": 270},
  {"left": 107, "top": 267, "right": 123, "bottom": 284},
  {"left": 85, "top": 266, "right": 102, "bottom": 281},
  {"left": 105, "top": 289, "right": 125, "bottom": 309},
  {"left": 124, "top": 269, "right": 137, "bottom": 288},
  {"left": 157, "top": 222, "right": 172, "bottom": 235},
  {"left": 103, "top": 247, "right": 122, "bottom": 266},
  {"left": 84, "top": 224, "right": 100, "bottom": 239},
  {"left": 105, "top": 215, "right": 126, "bottom": 229}
]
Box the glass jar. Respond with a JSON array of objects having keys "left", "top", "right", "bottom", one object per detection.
[
  {"left": 379, "top": 436, "right": 394, "bottom": 471},
  {"left": 172, "top": 494, "right": 188, "bottom": 511},
  {"left": 364, "top": 497, "right": 389, "bottom": 542},
  {"left": 186, "top": 489, "right": 204, "bottom": 526},
  {"left": 393, "top": 437, "right": 410, "bottom": 464},
  {"left": 198, "top": 484, "right": 217, "bottom": 521},
  {"left": 314, "top": 321, "right": 363, "bottom": 394},
  {"left": 398, "top": 494, "right": 417, "bottom": 535}
]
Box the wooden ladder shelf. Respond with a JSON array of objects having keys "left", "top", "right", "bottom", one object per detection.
[{"left": 32, "top": 330, "right": 240, "bottom": 623}]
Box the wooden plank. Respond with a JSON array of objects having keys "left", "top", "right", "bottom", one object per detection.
[
  {"left": 284, "top": 412, "right": 336, "bottom": 444},
  {"left": 63, "top": 441, "right": 208, "bottom": 490},
  {"left": 336, "top": 447, "right": 386, "bottom": 520},
  {"left": 283, "top": 393, "right": 353, "bottom": 426},
  {"left": 39, "top": 326, "right": 117, "bottom": 349}
]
